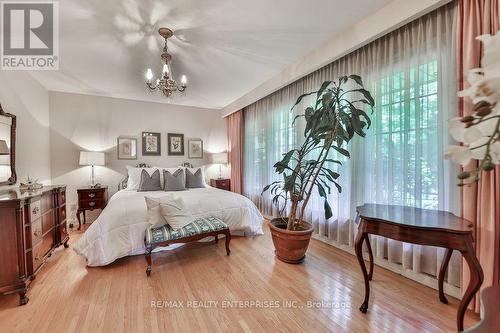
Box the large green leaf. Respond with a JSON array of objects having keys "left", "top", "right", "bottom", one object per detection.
[
  {"left": 348, "top": 74, "right": 363, "bottom": 86},
  {"left": 331, "top": 145, "right": 350, "bottom": 158},
  {"left": 352, "top": 89, "right": 375, "bottom": 107},
  {"left": 291, "top": 91, "right": 317, "bottom": 110},
  {"left": 317, "top": 81, "right": 332, "bottom": 98},
  {"left": 324, "top": 200, "right": 333, "bottom": 220}
]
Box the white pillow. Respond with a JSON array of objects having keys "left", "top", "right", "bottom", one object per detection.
[
  {"left": 144, "top": 196, "right": 194, "bottom": 230},
  {"left": 126, "top": 166, "right": 159, "bottom": 190},
  {"left": 144, "top": 197, "right": 166, "bottom": 227}
]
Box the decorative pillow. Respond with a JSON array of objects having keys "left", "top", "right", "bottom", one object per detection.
[
  {"left": 163, "top": 169, "right": 186, "bottom": 191},
  {"left": 144, "top": 196, "right": 194, "bottom": 230},
  {"left": 138, "top": 169, "right": 162, "bottom": 191},
  {"left": 185, "top": 168, "right": 205, "bottom": 188},
  {"left": 126, "top": 166, "right": 159, "bottom": 190},
  {"left": 185, "top": 167, "right": 207, "bottom": 185},
  {"left": 144, "top": 197, "right": 166, "bottom": 227}
]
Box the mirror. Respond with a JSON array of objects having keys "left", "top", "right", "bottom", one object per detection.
[{"left": 0, "top": 104, "right": 16, "bottom": 185}]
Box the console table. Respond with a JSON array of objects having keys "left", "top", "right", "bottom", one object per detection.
[{"left": 355, "top": 204, "right": 483, "bottom": 332}]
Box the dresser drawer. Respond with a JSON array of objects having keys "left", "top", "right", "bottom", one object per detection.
[
  {"left": 78, "top": 190, "right": 105, "bottom": 201},
  {"left": 41, "top": 191, "right": 53, "bottom": 214},
  {"left": 32, "top": 233, "right": 52, "bottom": 271},
  {"left": 211, "top": 179, "right": 230, "bottom": 191},
  {"left": 217, "top": 180, "right": 230, "bottom": 189},
  {"left": 79, "top": 199, "right": 105, "bottom": 210},
  {"left": 41, "top": 211, "right": 54, "bottom": 235},
  {"left": 29, "top": 200, "right": 41, "bottom": 222},
  {"left": 31, "top": 218, "right": 43, "bottom": 245}
]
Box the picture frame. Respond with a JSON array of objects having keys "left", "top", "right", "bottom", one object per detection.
[
  {"left": 188, "top": 139, "right": 203, "bottom": 159},
  {"left": 117, "top": 137, "right": 137, "bottom": 160},
  {"left": 142, "top": 132, "right": 161, "bottom": 156},
  {"left": 167, "top": 133, "right": 184, "bottom": 156}
]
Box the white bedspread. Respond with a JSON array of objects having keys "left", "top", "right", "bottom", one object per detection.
[{"left": 73, "top": 187, "right": 263, "bottom": 266}]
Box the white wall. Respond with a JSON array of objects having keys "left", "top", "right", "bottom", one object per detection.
[
  {"left": 49, "top": 91, "right": 227, "bottom": 221},
  {"left": 222, "top": 0, "right": 451, "bottom": 115},
  {"left": 0, "top": 71, "right": 51, "bottom": 190}
]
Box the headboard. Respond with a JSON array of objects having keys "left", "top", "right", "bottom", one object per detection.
[{"left": 118, "top": 162, "right": 195, "bottom": 190}]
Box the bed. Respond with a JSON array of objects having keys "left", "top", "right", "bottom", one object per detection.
[{"left": 73, "top": 186, "right": 264, "bottom": 266}]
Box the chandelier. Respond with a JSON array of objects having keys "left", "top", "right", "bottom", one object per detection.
[{"left": 145, "top": 28, "right": 187, "bottom": 97}]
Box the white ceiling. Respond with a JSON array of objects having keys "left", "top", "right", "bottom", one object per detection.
[{"left": 31, "top": 0, "right": 393, "bottom": 109}]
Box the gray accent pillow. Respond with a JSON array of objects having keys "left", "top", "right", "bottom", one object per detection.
[
  {"left": 186, "top": 168, "right": 205, "bottom": 188},
  {"left": 138, "top": 169, "right": 162, "bottom": 191},
  {"left": 163, "top": 169, "right": 186, "bottom": 191}
]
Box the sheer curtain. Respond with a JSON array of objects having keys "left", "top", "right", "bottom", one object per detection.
[{"left": 244, "top": 3, "right": 462, "bottom": 292}]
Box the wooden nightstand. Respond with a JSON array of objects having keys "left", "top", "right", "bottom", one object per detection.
[
  {"left": 210, "top": 178, "right": 231, "bottom": 191},
  {"left": 77, "top": 186, "right": 108, "bottom": 230}
]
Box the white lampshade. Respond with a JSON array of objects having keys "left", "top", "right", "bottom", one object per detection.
[
  {"left": 79, "top": 151, "right": 105, "bottom": 166},
  {"left": 210, "top": 152, "right": 228, "bottom": 164},
  {"left": 0, "top": 140, "right": 9, "bottom": 155}
]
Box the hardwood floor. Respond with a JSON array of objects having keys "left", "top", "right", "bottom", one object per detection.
[{"left": 0, "top": 222, "right": 479, "bottom": 332}]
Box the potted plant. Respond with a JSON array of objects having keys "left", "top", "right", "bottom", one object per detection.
[{"left": 262, "top": 75, "right": 375, "bottom": 263}]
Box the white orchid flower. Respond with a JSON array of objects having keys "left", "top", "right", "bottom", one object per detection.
[{"left": 445, "top": 146, "right": 473, "bottom": 165}]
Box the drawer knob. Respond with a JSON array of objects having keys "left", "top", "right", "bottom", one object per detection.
[
  {"left": 88, "top": 193, "right": 95, "bottom": 198},
  {"left": 89, "top": 201, "right": 95, "bottom": 207}
]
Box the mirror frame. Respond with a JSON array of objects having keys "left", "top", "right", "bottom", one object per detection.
[{"left": 0, "top": 104, "right": 16, "bottom": 186}]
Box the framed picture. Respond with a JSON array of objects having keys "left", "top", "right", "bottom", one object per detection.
[
  {"left": 142, "top": 132, "right": 161, "bottom": 156},
  {"left": 188, "top": 139, "right": 203, "bottom": 159},
  {"left": 117, "top": 137, "right": 137, "bottom": 160},
  {"left": 167, "top": 133, "right": 184, "bottom": 156}
]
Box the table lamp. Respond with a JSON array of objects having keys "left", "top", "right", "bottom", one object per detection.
[
  {"left": 79, "top": 151, "right": 105, "bottom": 187},
  {"left": 210, "top": 152, "right": 228, "bottom": 179}
]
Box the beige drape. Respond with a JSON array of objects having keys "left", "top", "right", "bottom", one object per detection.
[
  {"left": 226, "top": 110, "right": 244, "bottom": 194},
  {"left": 457, "top": 0, "right": 500, "bottom": 312}
]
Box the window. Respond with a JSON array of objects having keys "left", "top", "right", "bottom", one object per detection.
[{"left": 365, "top": 60, "right": 440, "bottom": 209}]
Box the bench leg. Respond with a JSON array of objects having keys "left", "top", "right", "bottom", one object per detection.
[
  {"left": 214, "top": 234, "right": 218, "bottom": 244},
  {"left": 224, "top": 230, "right": 231, "bottom": 256},
  {"left": 145, "top": 245, "right": 152, "bottom": 277}
]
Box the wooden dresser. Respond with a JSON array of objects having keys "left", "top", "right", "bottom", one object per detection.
[{"left": 0, "top": 185, "right": 68, "bottom": 305}]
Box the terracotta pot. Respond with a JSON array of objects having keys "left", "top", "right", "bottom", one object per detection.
[{"left": 269, "top": 217, "right": 313, "bottom": 264}]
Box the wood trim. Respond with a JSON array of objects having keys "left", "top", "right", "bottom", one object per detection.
[{"left": 0, "top": 104, "right": 17, "bottom": 186}]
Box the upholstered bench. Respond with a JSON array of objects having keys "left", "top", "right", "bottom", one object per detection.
[{"left": 145, "top": 217, "right": 231, "bottom": 276}]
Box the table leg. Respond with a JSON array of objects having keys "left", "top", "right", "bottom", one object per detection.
[
  {"left": 83, "top": 210, "right": 86, "bottom": 224},
  {"left": 355, "top": 227, "right": 370, "bottom": 313},
  {"left": 438, "top": 248, "right": 453, "bottom": 304},
  {"left": 365, "top": 235, "right": 374, "bottom": 281},
  {"left": 457, "top": 239, "right": 484, "bottom": 332},
  {"left": 77, "top": 210, "right": 82, "bottom": 230}
]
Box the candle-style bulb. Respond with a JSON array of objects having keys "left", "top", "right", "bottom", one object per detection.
[
  {"left": 146, "top": 68, "right": 153, "bottom": 82},
  {"left": 181, "top": 75, "right": 187, "bottom": 87}
]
